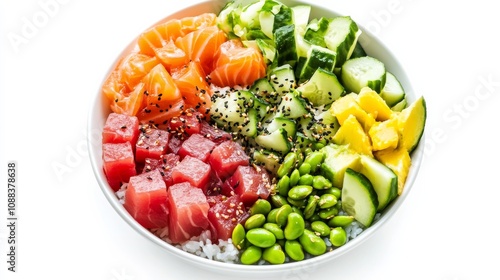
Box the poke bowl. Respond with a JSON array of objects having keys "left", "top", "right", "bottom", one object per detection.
[{"left": 88, "top": 0, "right": 426, "bottom": 276}]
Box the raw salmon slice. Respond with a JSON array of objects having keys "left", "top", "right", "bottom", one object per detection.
[
  {"left": 209, "top": 39, "right": 267, "bottom": 87},
  {"left": 171, "top": 61, "right": 212, "bottom": 115}
]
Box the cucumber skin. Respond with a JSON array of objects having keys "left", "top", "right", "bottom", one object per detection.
[{"left": 342, "top": 168, "right": 379, "bottom": 227}]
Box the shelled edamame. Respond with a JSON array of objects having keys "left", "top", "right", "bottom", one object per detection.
[{"left": 232, "top": 149, "right": 355, "bottom": 265}]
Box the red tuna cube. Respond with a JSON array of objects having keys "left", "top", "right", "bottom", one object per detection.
[
  {"left": 209, "top": 140, "right": 249, "bottom": 180},
  {"left": 207, "top": 195, "right": 248, "bottom": 242},
  {"left": 142, "top": 153, "right": 180, "bottom": 187},
  {"left": 168, "top": 182, "right": 210, "bottom": 243},
  {"left": 171, "top": 155, "right": 211, "bottom": 192},
  {"left": 178, "top": 133, "right": 216, "bottom": 162},
  {"left": 102, "top": 113, "right": 139, "bottom": 145},
  {"left": 124, "top": 169, "right": 169, "bottom": 229},
  {"left": 102, "top": 142, "right": 137, "bottom": 191},
  {"left": 167, "top": 133, "right": 183, "bottom": 154},
  {"left": 168, "top": 110, "right": 203, "bottom": 136},
  {"left": 199, "top": 121, "right": 232, "bottom": 145},
  {"left": 230, "top": 165, "right": 271, "bottom": 206},
  {"left": 136, "top": 125, "right": 169, "bottom": 162}
]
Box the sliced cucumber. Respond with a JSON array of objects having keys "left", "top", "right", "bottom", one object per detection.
[
  {"left": 275, "top": 91, "right": 310, "bottom": 119},
  {"left": 303, "top": 17, "right": 331, "bottom": 47},
  {"left": 295, "top": 45, "right": 337, "bottom": 83},
  {"left": 359, "top": 155, "right": 398, "bottom": 211},
  {"left": 274, "top": 24, "right": 298, "bottom": 67},
  {"left": 268, "top": 64, "right": 297, "bottom": 95},
  {"left": 297, "top": 67, "right": 344, "bottom": 107},
  {"left": 350, "top": 42, "right": 367, "bottom": 59},
  {"left": 255, "top": 128, "right": 291, "bottom": 154},
  {"left": 320, "top": 144, "right": 361, "bottom": 189},
  {"left": 391, "top": 98, "right": 407, "bottom": 112},
  {"left": 324, "top": 16, "right": 361, "bottom": 68},
  {"left": 342, "top": 168, "right": 379, "bottom": 227},
  {"left": 263, "top": 116, "right": 297, "bottom": 140},
  {"left": 341, "top": 56, "right": 386, "bottom": 93},
  {"left": 291, "top": 4, "right": 311, "bottom": 31},
  {"left": 255, "top": 38, "right": 277, "bottom": 65},
  {"left": 253, "top": 149, "right": 281, "bottom": 175},
  {"left": 380, "top": 72, "right": 405, "bottom": 107},
  {"left": 210, "top": 90, "right": 259, "bottom": 137}
]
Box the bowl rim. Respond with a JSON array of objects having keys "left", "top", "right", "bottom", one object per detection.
[{"left": 87, "top": 0, "right": 425, "bottom": 274}]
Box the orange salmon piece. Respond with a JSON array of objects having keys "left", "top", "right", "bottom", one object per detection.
[
  {"left": 120, "top": 53, "right": 160, "bottom": 90},
  {"left": 175, "top": 26, "right": 227, "bottom": 74},
  {"left": 209, "top": 39, "right": 266, "bottom": 87},
  {"left": 171, "top": 61, "right": 212, "bottom": 116},
  {"left": 153, "top": 40, "right": 188, "bottom": 72}
]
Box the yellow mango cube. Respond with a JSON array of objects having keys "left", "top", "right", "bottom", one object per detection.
[
  {"left": 332, "top": 115, "right": 372, "bottom": 156},
  {"left": 374, "top": 147, "right": 411, "bottom": 195},
  {"left": 357, "top": 87, "right": 394, "bottom": 121},
  {"left": 369, "top": 118, "right": 399, "bottom": 151},
  {"left": 329, "top": 94, "right": 375, "bottom": 130}
]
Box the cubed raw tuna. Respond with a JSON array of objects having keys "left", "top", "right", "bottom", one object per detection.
[
  {"left": 168, "top": 182, "right": 210, "bottom": 243},
  {"left": 207, "top": 195, "right": 248, "bottom": 242},
  {"left": 178, "top": 133, "right": 216, "bottom": 162},
  {"left": 123, "top": 169, "right": 169, "bottom": 229},
  {"left": 171, "top": 155, "right": 211, "bottom": 192},
  {"left": 102, "top": 142, "right": 137, "bottom": 191},
  {"left": 142, "top": 153, "right": 180, "bottom": 187},
  {"left": 136, "top": 125, "right": 169, "bottom": 162},
  {"left": 209, "top": 140, "right": 249, "bottom": 180},
  {"left": 230, "top": 165, "right": 271, "bottom": 206},
  {"left": 199, "top": 121, "right": 232, "bottom": 144},
  {"left": 102, "top": 113, "right": 139, "bottom": 144},
  {"left": 168, "top": 110, "right": 203, "bottom": 136},
  {"left": 167, "top": 133, "right": 183, "bottom": 154}
]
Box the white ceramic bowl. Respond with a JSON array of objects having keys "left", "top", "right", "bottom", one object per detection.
[{"left": 88, "top": 0, "right": 424, "bottom": 277}]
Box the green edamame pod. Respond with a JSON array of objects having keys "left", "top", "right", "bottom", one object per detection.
[
  {"left": 323, "top": 186, "right": 342, "bottom": 198},
  {"left": 271, "top": 194, "right": 289, "bottom": 208},
  {"left": 263, "top": 223, "right": 285, "bottom": 240},
  {"left": 244, "top": 214, "right": 266, "bottom": 230},
  {"left": 318, "top": 207, "right": 338, "bottom": 220},
  {"left": 246, "top": 228, "right": 276, "bottom": 248},
  {"left": 284, "top": 213, "right": 305, "bottom": 240},
  {"left": 288, "top": 185, "right": 313, "bottom": 200},
  {"left": 277, "top": 152, "right": 297, "bottom": 178},
  {"left": 240, "top": 245, "right": 262, "bottom": 265},
  {"left": 289, "top": 169, "right": 301, "bottom": 187},
  {"left": 275, "top": 204, "right": 293, "bottom": 227},
  {"left": 284, "top": 240, "right": 305, "bottom": 261},
  {"left": 277, "top": 175, "right": 290, "bottom": 196},
  {"left": 267, "top": 208, "right": 279, "bottom": 223},
  {"left": 303, "top": 195, "right": 319, "bottom": 220},
  {"left": 328, "top": 215, "right": 355, "bottom": 227},
  {"left": 287, "top": 197, "right": 307, "bottom": 208},
  {"left": 249, "top": 199, "right": 272, "bottom": 216},
  {"left": 312, "top": 175, "right": 333, "bottom": 190},
  {"left": 232, "top": 223, "right": 246, "bottom": 249},
  {"left": 303, "top": 151, "right": 325, "bottom": 173},
  {"left": 263, "top": 243, "right": 286, "bottom": 264},
  {"left": 299, "top": 229, "right": 327, "bottom": 256},
  {"left": 298, "top": 162, "right": 311, "bottom": 175},
  {"left": 298, "top": 174, "right": 314, "bottom": 186},
  {"left": 318, "top": 193, "right": 338, "bottom": 209},
  {"left": 329, "top": 227, "right": 347, "bottom": 247},
  {"left": 311, "top": 220, "right": 331, "bottom": 237}
]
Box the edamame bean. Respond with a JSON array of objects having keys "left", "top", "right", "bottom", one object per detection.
[
  {"left": 329, "top": 227, "right": 347, "bottom": 247},
  {"left": 276, "top": 175, "right": 290, "bottom": 196},
  {"left": 284, "top": 213, "right": 305, "bottom": 240},
  {"left": 298, "top": 174, "right": 314, "bottom": 186},
  {"left": 323, "top": 187, "right": 341, "bottom": 199},
  {"left": 303, "top": 195, "right": 319, "bottom": 220},
  {"left": 263, "top": 243, "right": 286, "bottom": 264},
  {"left": 271, "top": 194, "right": 289, "bottom": 208},
  {"left": 263, "top": 222, "right": 285, "bottom": 240},
  {"left": 311, "top": 220, "right": 331, "bottom": 237},
  {"left": 298, "top": 162, "right": 311, "bottom": 175},
  {"left": 303, "top": 151, "right": 324, "bottom": 173},
  {"left": 275, "top": 204, "right": 293, "bottom": 227},
  {"left": 267, "top": 208, "right": 279, "bottom": 223},
  {"left": 244, "top": 214, "right": 266, "bottom": 230},
  {"left": 249, "top": 199, "right": 272, "bottom": 216},
  {"left": 232, "top": 223, "right": 246, "bottom": 249},
  {"left": 289, "top": 169, "right": 301, "bottom": 187},
  {"left": 318, "top": 193, "right": 338, "bottom": 209},
  {"left": 312, "top": 175, "right": 332, "bottom": 190},
  {"left": 288, "top": 185, "right": 313, "bottom": 200},
  {"left": 299, "top": 229, "right": 327, "bottom": 256},
  {"left": 287, "top": 197, "right": 307, "bottom": 208},
  {"left": 318, "top": 207, "right": 338, "bottom": 220},
  {"left": 246, "top": 228, "right": 276, "bottom": 248},
  {"left": 240, "top": 245, "right": 262, "bottom": 265},
  {"left": 284, "top": 240, "right": 305, "bottom": 261},
  {"left": 277, "top": 152, "right": 297, "bottom": 178},
  {"left": 328, "top": 215, "right": 355, "bottom": 227}
]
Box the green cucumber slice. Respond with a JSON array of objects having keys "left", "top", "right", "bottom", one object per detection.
[
  {"left": 297, "top": 68, "right": 344, "bottom": 107},
  {"left": 359, "top": 155, "right": 398, "bottom": 211},
  {"left": 380, "top": 72, "right": 406, "bottom": 107},
  {"left": 341, "top": 56, "right": 386, "bottom": 93},
  {"left": 324, "top": 16, "right": 361, "bottom": 67},
  {"left": 341, "top": 168, "right": 379, "bottom": 227}
]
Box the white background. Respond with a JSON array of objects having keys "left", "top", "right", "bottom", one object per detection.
[{"left": 1, "top": 0, "right": 500, "bottom": 279}]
